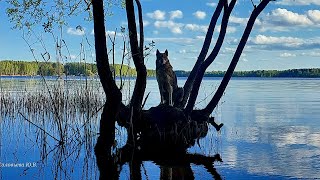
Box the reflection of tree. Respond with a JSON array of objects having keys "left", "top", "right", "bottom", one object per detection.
[{"left": 95, "top": 107, "right": 223, "bottom": 179}]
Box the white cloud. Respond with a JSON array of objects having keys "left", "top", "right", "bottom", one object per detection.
[
  {"left": 145, "top": 37, "right": 202, "bottom": 44},
  {"left": 280, "top": 52, "right": 297, "bottom": 57},
  {"left": 258, "top": 8, "right": 320, "bottom": 32},
  {"left": 267, "top": 8, "right": 313, "bottom": 26},
  {"left": 179, "top": 49, "right": 187, "bottom": 54},
  {"left": 250, "top": 35, "right": 320, "bottom": 50},
  {"left": 230, "top": 16, "right": 249, "bottom": 25},
  {"left": 242, "top": 58, "right": 249, "bottom": 62},
  {"left": 169, "top": 10, "right": 183, "bottom": 20},
  {"left": 67, "top": 27, "right": 85, "bottom": 36},
  {"left": 218, "top": 25, "right": 237, "bottom": 33},
  {"left": 227, "top": 27, "right": 237, "bottom": 34},
  {"left": 302, "top": 51, "right": 320, "bottom": 57},
  {"left": 206, "top": 2, "right": 217, "bottom": 7},
  {"left": 185, "top": 24, "right": 208, "bottom": 32},
  {"left": 154, "top": 20, "right": 184, "bottom": 34},
  {"left": 229, "top": 16, "right": 262, "bottom": 27},
  {"left": 184, "top": 23, "right": 236, "bottom": 34},
  {"left": 106, "top": 30, "right": 117, "bottom": 36},
  {"left": 143, "top": 20, "right": 150, "bottom": 27},
  {"left": 193, "top": 11, "right": 206, "bottom": 20},
  {"left": 307, "top": 10, "right": 320, "bottom": 23},
  {"left": 309, "top": 52, "right": 320, "bottom": 57},
  {"left": 70, "top": 54, "right": 77, "bottom": 60},
  {"left": 171, "top": 27, "right": 183, "bottom": 34},
  {"left": 196, "top": 36, "right": 205, "bottom": 40},
  {"left": 224, "top": 47, "right": 236, "bottom": 53},
  {"left": 276, "top": 0, "right": 320, "bottom": 6},
  {"left": 146, "top": 10, "right": 166, "bottom": 20},
  {"left": 252, "top": 35, "right": 303, "bottom": 45},
  {"left": 91, "top": 30, "right": 123, "bottom": 37}
]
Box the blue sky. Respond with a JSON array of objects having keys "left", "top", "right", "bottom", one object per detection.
[{"left": 1, "top": 0, "right": 320, "bottom": 71}]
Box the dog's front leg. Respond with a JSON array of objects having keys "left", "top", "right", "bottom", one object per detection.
[
  {"left": 161, "top": 94, "right": 165, "bottom": 104},
  {"left": 159, "top": 85, "right": 165, "bottom": 104},
  {"left": 169, "top": 85, "right": 173, "bottom": 106}
]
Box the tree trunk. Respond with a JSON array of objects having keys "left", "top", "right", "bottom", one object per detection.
[
  {"left": 126, "top": 0, "right": 147, "bottom": 117},
  {"left": 92, "top": 0, "right": 122, "bottom": 139}
]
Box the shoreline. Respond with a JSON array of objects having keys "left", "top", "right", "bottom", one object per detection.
[{"left": 1, "top": 75, "right": 320, "bottom": 79}]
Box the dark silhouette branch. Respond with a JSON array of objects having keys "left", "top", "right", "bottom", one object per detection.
[
  {"left": 92, "top": 0, "right": 121, "bottom": 99},
  {"left": 185, "top": 0, "right": 236, "bottom": 114},
  {"left": 135, "top": 0, "right": 144, "bottom": 56},
  {"left": 203, "top": 0, "right": 272, "bottom": 115},
  {"left": 92, "top": 0, "right": 122, "bottom": 139},
  {"left": 126, "top": 0, "right": 147, "bottom": 115},
  {"left": 177, "top": 0, "right": 225, "bottom": 108},
  {"left": 130, "top": 160, "right": 142, "bottom": 180}
]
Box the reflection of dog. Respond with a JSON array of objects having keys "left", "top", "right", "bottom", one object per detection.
[{"left": 156, "top": 49, "right": 183, "bottom": 106}]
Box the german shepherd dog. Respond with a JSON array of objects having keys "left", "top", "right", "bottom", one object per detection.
[{"left": 156, "top": 49, "right": 183, "bottom": 106}]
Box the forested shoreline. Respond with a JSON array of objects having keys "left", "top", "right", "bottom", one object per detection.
[
  {"left": 1, "top": 60, "right": 320, "bottom": 78},
  {"left": 0, "top": 60, "right": 156, "bottom": 77}
]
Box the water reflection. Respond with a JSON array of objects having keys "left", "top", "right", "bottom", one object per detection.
[
  {"left": 1, "top": 77, "right": 320, "bottom": 179},
  {"left": 95, "top": 106, "right": 222, "bottom": 179}
]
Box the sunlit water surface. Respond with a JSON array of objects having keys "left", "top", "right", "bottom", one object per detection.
[{"left": 0, "top": 76, "right": 319, "bottom": 179}]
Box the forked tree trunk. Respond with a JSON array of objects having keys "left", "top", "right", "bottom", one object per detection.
[
  {"left": 177, "top": 0, "right": 225, "bottom": 109},
  {"left": 126, "top": 0, "right": 147, "bottom": 118},
  {"left": 203, "top": 0, "right": 271, "bottom": 115},
  {"left": 92, "top": 0, "right": 272, "bottom": 139},
  {"left": 185, "top": 0, "right": 236, "bottom": 115},
  {"left": 94, "top": 1, "right": 272, "bottom": 178},
  {"left": 92, "top": 0, "right": 122, "bottom": 142}
]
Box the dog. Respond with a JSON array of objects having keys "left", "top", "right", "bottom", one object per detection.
[{"left": 156, "top": 49, "right": 183, "bottom": 106}]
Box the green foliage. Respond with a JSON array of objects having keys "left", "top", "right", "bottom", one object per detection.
[
  {"left": 2, "top": 60, "right": 319, "bottom": 78},
  {"left": 0, "top": 60, "right": 38, "bottom": 75},
  {"left": 65, "top": 62, "right": 97, "bottom": 76},
  {"left": 5, "top": 0, "right": 126, "bottom": 31},
  {"left": 0, "top": 60, "right": 151, "bottom": 77}
]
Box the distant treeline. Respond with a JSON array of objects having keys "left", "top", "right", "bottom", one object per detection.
[
  {"left": 175, "top": 69, "right": 320, "bottom": 78},
  {"left": 0, "top": 60, "right": 155, "bottom": 77},
  {"left": 176, "top": 68, "right": 320, "bottom": 78},
  {"left": 1, "top": 60, "right": 320, "bottom": 78}
]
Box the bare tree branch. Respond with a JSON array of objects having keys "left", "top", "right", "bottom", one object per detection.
[
  {"left": 92, "top": 0, "right": 122, "bottom": 140},
  {"left": 185, "top": 0, "right": 236, "bottom": 114},
  {"left": 126, "top": 0, "right": 147, "bottom": 115},
  {"left": 177, "top": 0, "right": 225, "bottom": 108},
  {"left": 203, "top": 0, "right": 272, "bottom": 115},
  {"left": 92, "top": 0, "right": 121, "bottom": 100},
  {"left": 135, "top": 0, "right": 144, "bottom": 56}
]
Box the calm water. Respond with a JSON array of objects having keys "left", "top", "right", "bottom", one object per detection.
[{"left": 0, "top": 76, "right": 319, "bottom": 179}]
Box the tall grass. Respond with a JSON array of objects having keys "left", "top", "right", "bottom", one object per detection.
[{"left": 0, "top": 77, "right": 109, "bottom": 179}]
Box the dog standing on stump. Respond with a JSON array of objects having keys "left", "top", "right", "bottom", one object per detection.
[{"left": 156, "top": 49, "right": 184, "bottom": 106}]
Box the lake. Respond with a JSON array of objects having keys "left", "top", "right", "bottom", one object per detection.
[{"left": 0, "top": 76, "right": 319, "bottom": 179}]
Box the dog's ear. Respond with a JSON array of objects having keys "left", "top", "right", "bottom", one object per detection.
[
  {"left": 165, "top": 49, "right": 168, "bottom": 56},
  {"left": 156, "top": 49, "right": 160, "bottom": 56}
]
